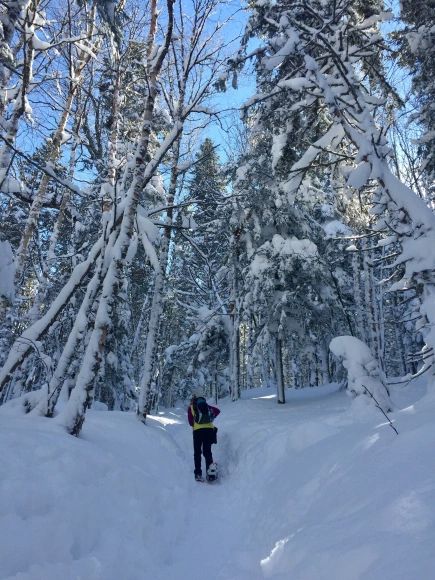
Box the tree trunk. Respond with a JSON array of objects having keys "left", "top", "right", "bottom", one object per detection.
[
  {"left": 275, "top": 335, "right": 285, "bottom": 403},
  {"left": 352, "top": 250, "right": 366, "bottom": 342},
  {"left": 230, "top": 314, "right": 240, "bottom": 401},
  {"left": 13, "top": 9, "right": 97, "bottom": 291},
  {"left": 246, "top": 320, "right": 255, "bottom": 389},
  {"left": 0, "top": 1, "right": 32, "bottom": 104},
  {"left": 0, "top": 237, "right": 104, "bottom": 395},
  {"left": 139, "top": 137, "right": 181, "bottom": 419}
]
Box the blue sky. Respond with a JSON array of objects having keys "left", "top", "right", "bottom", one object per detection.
[{"left": 196, "top": 1, "right": 256, "bottom": 159}]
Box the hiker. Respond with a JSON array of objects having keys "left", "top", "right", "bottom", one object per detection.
[{"left": 188, "top": 393, "right": 220, "bottom": 482}]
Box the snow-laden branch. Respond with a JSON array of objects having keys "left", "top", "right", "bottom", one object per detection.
[
  {"left": 0, "top": 133, "right": 84, "bottom": 197},
  {"left": 0, "top": 238, "right": 103, "bottom": 393},
  {"left": 282, "top": 124, "right": 345, "bottom": 199}
]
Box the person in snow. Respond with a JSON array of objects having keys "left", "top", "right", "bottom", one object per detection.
[{"left": 188, "top": 393, "right": 220, "bottom": 481}]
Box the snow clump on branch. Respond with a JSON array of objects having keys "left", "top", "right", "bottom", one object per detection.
[{"left": 330, "top": 336, "right": 392, "bottom": 412}]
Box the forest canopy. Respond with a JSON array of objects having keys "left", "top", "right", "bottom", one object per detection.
[{"left": 0, "top": 0, "right": 434, "bottom": 435}]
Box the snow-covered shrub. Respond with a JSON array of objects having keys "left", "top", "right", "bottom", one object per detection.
[{"left": 330, "top": 336, "right": 392, "bottom": 412}]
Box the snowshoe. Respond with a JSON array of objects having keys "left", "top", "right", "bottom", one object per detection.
[{"left": 206, "top": 462, "right": 218, "bottom": 482}]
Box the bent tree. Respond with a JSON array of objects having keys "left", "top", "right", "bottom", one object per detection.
[
  {"left": 0, "top": 0, "right": 238, "bottom": 434},
  {"left": 0, "top": 0, "right": 177, "bottom": 434}
]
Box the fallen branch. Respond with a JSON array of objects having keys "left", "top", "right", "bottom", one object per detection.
[{"left": 361, "top": 383, "right": 399, "bottom": 435}]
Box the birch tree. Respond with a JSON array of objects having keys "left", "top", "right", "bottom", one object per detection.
[
  {"left": 0, "top": 0, "right": 239, "bottom": 433},
  {"left": 0, "top": 0, "right": 177, "bottom": 430},
  {"left": 137, "top": 0, "right": 237, "bottom": 419}
]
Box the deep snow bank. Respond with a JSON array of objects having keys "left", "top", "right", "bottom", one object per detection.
[
  {"left": 230, "top": 383, "right": 435, "bottom": 579},
  {"left": 1, "top": 381, "right": 434, "bottom": 580},
  {"left": 0, "top": 410, "right": 190, "bottom": 580}
]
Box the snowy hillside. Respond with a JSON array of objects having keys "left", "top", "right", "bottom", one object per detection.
[{"left": 1, "top": 383, "right": 434, "bottom": 580}]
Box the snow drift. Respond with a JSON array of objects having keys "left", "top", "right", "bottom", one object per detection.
[{"left": 1, "top": 382, "right": 434, "bottom": 579}]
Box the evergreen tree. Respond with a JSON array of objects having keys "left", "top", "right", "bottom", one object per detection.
[
  {"left": 173, "top": 138, "right": 229, "bottom": 310},
  {"left": 233, "top": 0, "right": 435, "bottom": 405},
  {"left": 163, "top": 138, "right": 231, "bottom": 401},
  {"left": 399, "top": 0, "right": 435, "bottom": 191}
]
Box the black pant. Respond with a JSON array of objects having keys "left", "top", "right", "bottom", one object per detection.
[{"left": 193, "top": 428, "right": 214, "bottom": 476}]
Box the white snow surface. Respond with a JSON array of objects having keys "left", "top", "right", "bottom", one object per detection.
[
  {"left": 1, "top": 381, "right": 434, "bottom": 580},
  {"left": 322, "top": 219, "right": 352, "bottom": 238}
]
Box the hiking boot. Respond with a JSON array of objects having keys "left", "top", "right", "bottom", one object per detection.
[{"left": 195, "top": 474, "right": 204, "bottom": 482}]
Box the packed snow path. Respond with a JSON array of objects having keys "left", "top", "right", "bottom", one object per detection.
[{"left": 1, "top": 383, "right": 434, "bottom": 579}]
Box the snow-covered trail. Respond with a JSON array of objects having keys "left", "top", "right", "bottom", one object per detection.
[
  {"left": 146, "top": 382, "right": 434, "bottom": 580},
  {"left": 1, "top": 382, "right": 434, "bottom": 580},
  {"left": 149, "top": 404, "right": 272, "bottom": 580}
]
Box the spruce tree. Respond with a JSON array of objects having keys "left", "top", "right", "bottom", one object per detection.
[
  {"left": 399, "top": 0, "right": 435, "bottom": 190},
  {"left": 164, "top": 138, "right": 231, "bottom": 400}
]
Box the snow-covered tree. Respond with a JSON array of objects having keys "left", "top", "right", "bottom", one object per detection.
[
  {"left": 1, "top": 0, "right": 434, "bottom": 429},
  {"left": 160, "top": 137, "right": 231, "bottom": 404},
  {"left": 137, "top": 0, "right": 237, "bottom": 420},
  {"left": 232, "top": 0, "right": 435, "bottom": 404},
  {"left": 398, "top": 0, "right": 435, "bottom": 190}
]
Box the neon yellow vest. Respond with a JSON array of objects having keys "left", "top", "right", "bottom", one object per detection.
[{"left": 190, "top": 404, "right": 214, "bottom": 430}]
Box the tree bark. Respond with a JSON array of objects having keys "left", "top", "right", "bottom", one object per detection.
[
  {"left": 275, "top": 335, "right": 285, "bottom": 404},
  {"left": 139, "top": 137, "right": 181, "bottom": 419}
]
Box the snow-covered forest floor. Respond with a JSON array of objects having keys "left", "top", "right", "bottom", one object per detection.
[{"left": 1, "top": 382, "right": 434, "bottom": 580}]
